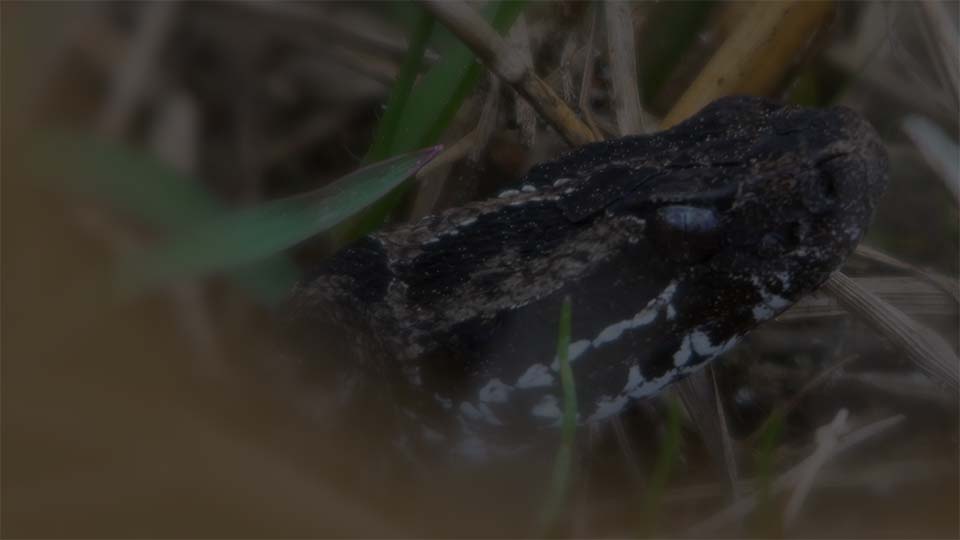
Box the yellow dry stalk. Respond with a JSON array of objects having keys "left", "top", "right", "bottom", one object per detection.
[{"left": 661, "top": 0, "right": 834, "bottom": 129}]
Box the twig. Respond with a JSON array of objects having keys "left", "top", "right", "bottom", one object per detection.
[
  {"left": 604, "top": 0, "right": 646, "bottom": 135},
  {"left": 688, "top": 414, "right": 905, "bottom": 535},
  {"left": 421, "top": 0, "right": 598, "bottom": 146},
  {"left": 824, "top": 272, "right": 959, "bottom": 394}
]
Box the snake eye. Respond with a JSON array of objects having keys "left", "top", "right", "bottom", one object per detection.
[{"left": 650, "top": 205, "right": 722, "bottom": 263}]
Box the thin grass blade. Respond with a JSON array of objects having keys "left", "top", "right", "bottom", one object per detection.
[
  {"left": 636, "top": 398, "right": 684, "bottom": 535},
  {"left": 365, "top": 8, "right": 435, "bottom": 164},
  {"left": 123, "top": 145, "right": 442, "bottom": 292},
  {"left": 338, "top": 0, "right": 525, "bottom": 243},
  {"left": 32, "top": 131, "right": 298, "bottom": 305},
  {"left": 537, "top": 295, "right": 577, "bottom": 535}
]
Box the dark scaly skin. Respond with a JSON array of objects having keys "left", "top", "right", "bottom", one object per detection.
[{"left": 286, "top": 96, "right": 888, "bottom": 462}]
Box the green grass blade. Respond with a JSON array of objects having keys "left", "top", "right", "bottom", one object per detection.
[
  {"left": 749, "top": 408, "right": 785, "bottom": 536},
  {"left": 366, "top": 7, "right": 435, "bottom": 164},
  {"left": 38, "top": 131, "right": 226, "bottom": 230},
  {"left": 639, "top": 2, "right": 715, "bottom": 106},
  {"left": 637, "top": 398, "right": 684, "bottom": 536},
  {"left": 32, "top": 131, "right": 298, "bottom": 306},
  {"left": 123, "top": 145, "right": 442, "bottom": 292},
  {"left": 538, "top": 295, "right": 577, "bottom": 535},
  {"left": 391, "top": 0, "right": 526, "bottom": 155},
  {"left": 337, "top": 1, "right": 527, "bottom": 245}
]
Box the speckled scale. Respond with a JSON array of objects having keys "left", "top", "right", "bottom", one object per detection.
[{"left": 287, "top": 96, "right": 888, "bottom": 462}]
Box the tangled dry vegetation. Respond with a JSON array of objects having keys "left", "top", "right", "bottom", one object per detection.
[{"left": 4, "top": 1, "right": 958, "bottom": 537}]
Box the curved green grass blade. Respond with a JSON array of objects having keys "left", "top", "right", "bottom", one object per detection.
[
  {"left": 123, "top": 145, "right": 442, "bottom": 292},
  {"left": 31, "top": 131, "right": 298, "bottom": 306}
]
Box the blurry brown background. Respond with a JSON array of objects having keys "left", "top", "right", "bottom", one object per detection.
[{"left": 3, "top": 1, "right": 958, "bottom": 538}]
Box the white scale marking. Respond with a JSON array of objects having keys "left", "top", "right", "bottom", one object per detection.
[
  {"left": 587, "top": 395, "right": 629, "bottom": 422},
  {"left": 622, "top": 364, "right": 644, "bottom": 395},
  {"left": 434, "top": 394, "right": 453, "bottom": 409},
  {"left": 460, "top": 402, "right": 482, "bottom": 421},
  {"left": 752, "top": 294, "right": 790, "bottom": 321},
  {"left": 627, "top": 371, "right": 674, "bottom": 399},
  {"left": 672, "top": 333, "right": 693, "bottom": 367},
  {"left": 516, "top": 363, "right": 554, "bottom": 388},
  {"left": 478, "top": 378, "right": 511, "bottom": 403},
  {"left": 477, "top": 403, "right": 503, "bottom": 426},
  {"left": 550, "top": 339, "right": 592, "bottom": 370},
  {"left": 531, "top": 395, "right": 562, "bottom": 419}
]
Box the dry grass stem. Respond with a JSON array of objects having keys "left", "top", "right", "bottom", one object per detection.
[
  {"left": 149, "top": 90, "right": 224, "bottom": 374},
  {"left": 747, "top": 355, "right": 859, "bottom": 443},
  {"left": 235, "top": 0, "right": 422, "bottom": 66},
  {"left": 782, "top": 275, "right": 958, "bottom": 321},
  {"left": 901, "top": 115, "right": 960, "bottom": 207},
  {"left": 470, "top": 75, "right": 502, "bottom": 163},
  {"left": 711, "top": 367, "right": 741, "bottom": 499},
  {"left": 688, "top": 414, "right": 906, "bottom": 535},
  {"left": 507, "top": 15, "right": 538, "bottom": 147},
  {"left": 839, "top": 370, "right": 955, "bottom": 407},
  {"left": 827, "top": 45, "right": 956, "bottom": 128},
  {"left": 578, "top": 5, "right": 604, "bottom": 140},
  {"left": 666, "top": 458, "right": 952, "bottom": 504},
  {"left": 661, "top": 1, "right": 833, "bottom": 128},
  {"left": 918, "top": 0, "right": 960, "bottom": 106},
  {"left": 408, "top": 131, "right": 478, "bottom": 219},
  {"left": 825, "top": 272, "right": 959, "bottom": 394},
  {"left": 604, "top": 0, "right": 646, "bottom": 135},
  {"left": 99, "top": 1, "right": 180, "bottom": 135},
  {"left": 421, "top": 0, "right": 599, "bottom": 146},
  {"left": 783, "top": 409, "right": 849, "bottom": 527},
  {"left": 675, "top": 372, "right": 738, "bottom": 490},
  {"left": 855, "top": 245, "right": 960, "bottom": 303}
]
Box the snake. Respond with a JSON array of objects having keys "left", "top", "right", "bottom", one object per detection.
[{"left": 283, "top": 96, "right": 888, "bottom": 462}]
